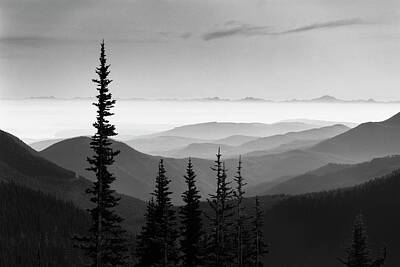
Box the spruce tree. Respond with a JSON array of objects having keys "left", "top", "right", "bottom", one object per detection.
[
  {"left": 249, "top": 196, "right": 268, "bottom": 267},
  {"left": 179, "top": 158, "right": 204, "bottom": 267},
  {"left": 152, "top": 159, "right": 179, "bottom": 267},
  {"left": 233, "top": 156, "right": 250, "bottom": 267},
  {"left": 339, "top": 213, "right": 386, "bottom": 267},
  {"left": 135, "top": 198, "right": 159, "bottom": 267},
  {"left": 76, "top": 40, "right": 127, "bottom": 267},
  {"left": 206, "top": 148, "right": 235, "bottom": 267}
]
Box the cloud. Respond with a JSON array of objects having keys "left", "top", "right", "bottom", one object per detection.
[
  {"left": 203, "top": 23, "right": 270, "bottom": 41},
  {"left": 280, "top": 18, "right": 367, "bottom": 34},
  {"left": 203, "top": 18, "right": 368, "bottom": 41}
]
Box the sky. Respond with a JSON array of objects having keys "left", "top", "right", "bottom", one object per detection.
[{"left": 1, "top": 0, "right": 400, "bottom": 100}]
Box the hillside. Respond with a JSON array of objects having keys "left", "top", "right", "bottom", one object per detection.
[
  {"left": 125, "top": 136, "right": 206, "bottom": 154},
  {"left": 161, "top": 124, "right": 350, "bottom": 159},
  {"left": 40, "top": 136, "right": 217, "bottom": 203},
  {"left": 224, "top": 149, "right": 352, "bottom": 185},
  {"left": 29, "top": 138, "right": 64, "bottom": 151},
  {"left": 213, "top": 135, "right": 259, "bottom": 146},
  {"left": 239, "top": 124, "right": 349, "bottom": 152},
  {"left": 0, "top": 182, "right": 88, "bottom": 267},
  {"left": 259, "top": 170, "right": 400, "bottom": 266},
  {"left": 161, "top": 142, "right": 237, "bottom": 159},
  {"left": 0, "top": 130, "right": 146, "bottom": 231},
  {"left": 143, "top": 121, "right": 320, "bottom": 140},
  {"left": 310, "top": 112, "right": 400, "bottom": 161},
  {"left": 264, "top": 155, "right": 400, "bottom": 195},
  {"left": 244, "top": 139, "right": 321, "bottom": 157},
  {"left": 40, "top": 137, "right": 354, "bottom": 202}
]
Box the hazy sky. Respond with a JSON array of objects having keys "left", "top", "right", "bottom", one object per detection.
[{"left": 1, "top": 0, "right": 400, "bottom": 100}]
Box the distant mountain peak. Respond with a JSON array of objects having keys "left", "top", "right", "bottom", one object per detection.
[
  {"left": 288, "top": 95, "right": 378, "bottom": 103},
  {"left": 312, "top": 95, "right": 340, "bottom": 102}
]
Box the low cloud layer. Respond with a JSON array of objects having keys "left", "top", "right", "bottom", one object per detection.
[{"left": 203, "top": 18, "right": 367, "bottom": 41}]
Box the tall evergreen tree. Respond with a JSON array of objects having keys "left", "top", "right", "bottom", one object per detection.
[
  {"left": 233, "top": 156, "right": 250, "bottom": 267},
  {"left": 207, "top": 148, "right": 235, "bottom": 267},
  {"left": 339, "top": 213, "right": 386, "bottom": 267},
  {"left": 249, "top": 196, "right": 268, "bottom": 267},
  {"left": 135, "top": 198, "right": 159, "bottom": 267},
  {"left": 179, "top": 158, "right": 204, "bottom": 267},
  {"left": 76, "top": 40, "right": 127, "bottom": 267},
  {"left": 153, "top": 159, "right": 179, "bottom": 267}
]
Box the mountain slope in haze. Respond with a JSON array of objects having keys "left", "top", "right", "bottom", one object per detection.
[
  {"left": 126, "top": 136, "right": 206, "bottom": 154},
  {"left": 213, "top": 135, "right": 259, "bottom": 146},
  {"left": 282, "top": 118, "right": 358, "bottom": 128},
  {"left": 244, "top": 139, "right": 321, "bottom": 157},
  {"left": 161, "top": 143, "right": 237, "bottom": 159},
  {"left": 239, "top": 124, "right": 349, "bottom": 152},
  {"left": 264, "top": 155, "right": 400, "bottom": 195},
  {"left": 143, "top": 121, "right": 321, "bottom": 140},
  {"left": 310, "top": 112, "right": 400, "bottom": 161},
  {"left": 260, "top": 170, "right": 400, "bottom": 266},
  {"left": 0, "top": 130, "right": 146, "bottom": 231},
  {"left": 224, "top": 149, "right": 352, "bottom": 185},
  {"left": 39, "top": 136, "right": 353, "bottom": 202},
  {"left": 29, "top": 138, "right": 64, "bottom": 151},
  {"left": 164, "top": 124, "right": 350, "bottom": 159},
  {"left": 40, "top": 137, "right": 217, "bottom": 203}
]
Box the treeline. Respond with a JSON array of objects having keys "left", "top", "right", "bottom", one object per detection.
[
  {"left": 134, "top": 152, "right": 267, "bottom": 267},
  {"left": 0, "top": 182, "right": 88, "bottom": 267},
  {"left": 259, "top": 172, "right": 400, "bottom": 266}
]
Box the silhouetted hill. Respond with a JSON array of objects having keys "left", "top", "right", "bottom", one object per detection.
[
  {"left": 311, "top": 112, "right": 400, "bottom": 161},
  {"left": 259, "top": 170, "right": 400, "bottom": 266},
  {"left": 0, "top": 182, "right": 88, "bottom": 267},
  {"left": 144, "top": 121, "right": 320, "bottom": 140},
  {"left": 40, "top": 137, "right": 217, "bottom": 203},
  {"left": 0, "top": 130, "right": 146, "bottom": 231},
  {"left": 0, "top": 130, "right": 74, "bottom": 181},
  {"left": 265, "top": 155, "right": 400, "bottom": 195}
]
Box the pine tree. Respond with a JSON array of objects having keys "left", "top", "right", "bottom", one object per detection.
[
  {"left": 233, "top": 156, "right": 250, "bottom": 267},
  {"left": 135, "top": 198, "right": 159, "bottom": 267},
  {"left": 338, "top": 213, "right": 386, "bottom": 267},
  {"left": 33, "top": 242, "right": 41, "bottom": 267},
  {"left": 249, "top": 196, "right": 268, "bottom": 267},
  {"left": 76, "top": 40, "right": 127, "bottom": 267},
  {"left": 152, "top": 159, "right": 179, "bottom": 267},
  {"left": 206, "top": 148, "right": 235, "bottom": 267},
  {"left": 179, "top": 158, "right": 204, "bottom": 267}
]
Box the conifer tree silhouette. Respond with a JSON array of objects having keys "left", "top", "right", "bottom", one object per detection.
[
  {"left": 152, "top": 159, "right": 179, "bottom": 267},
  {"left": 249, "top": 196, "right": 268, "bottom": 267},
  {"left": 135, "top": 198, "right": 159, "bottom": 267},
  {"left": 339, "top": 213, "right": 386, "bottom": 267},
  {"left": 179, "top": 158, "right": 204, "bottom": 267},
  {"left": 233, "top": 156, "right": 251, "bottom": 267},
  {"left": 76, "top": 40, "right": 127, "bottom": 267},
  {"left": 207, "top": 148, "right": 235, "bottom": 267}
]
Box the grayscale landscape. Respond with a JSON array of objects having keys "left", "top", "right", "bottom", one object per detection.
[{"left": 1, "top": 0, "right": 400, "bottom": 266}]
